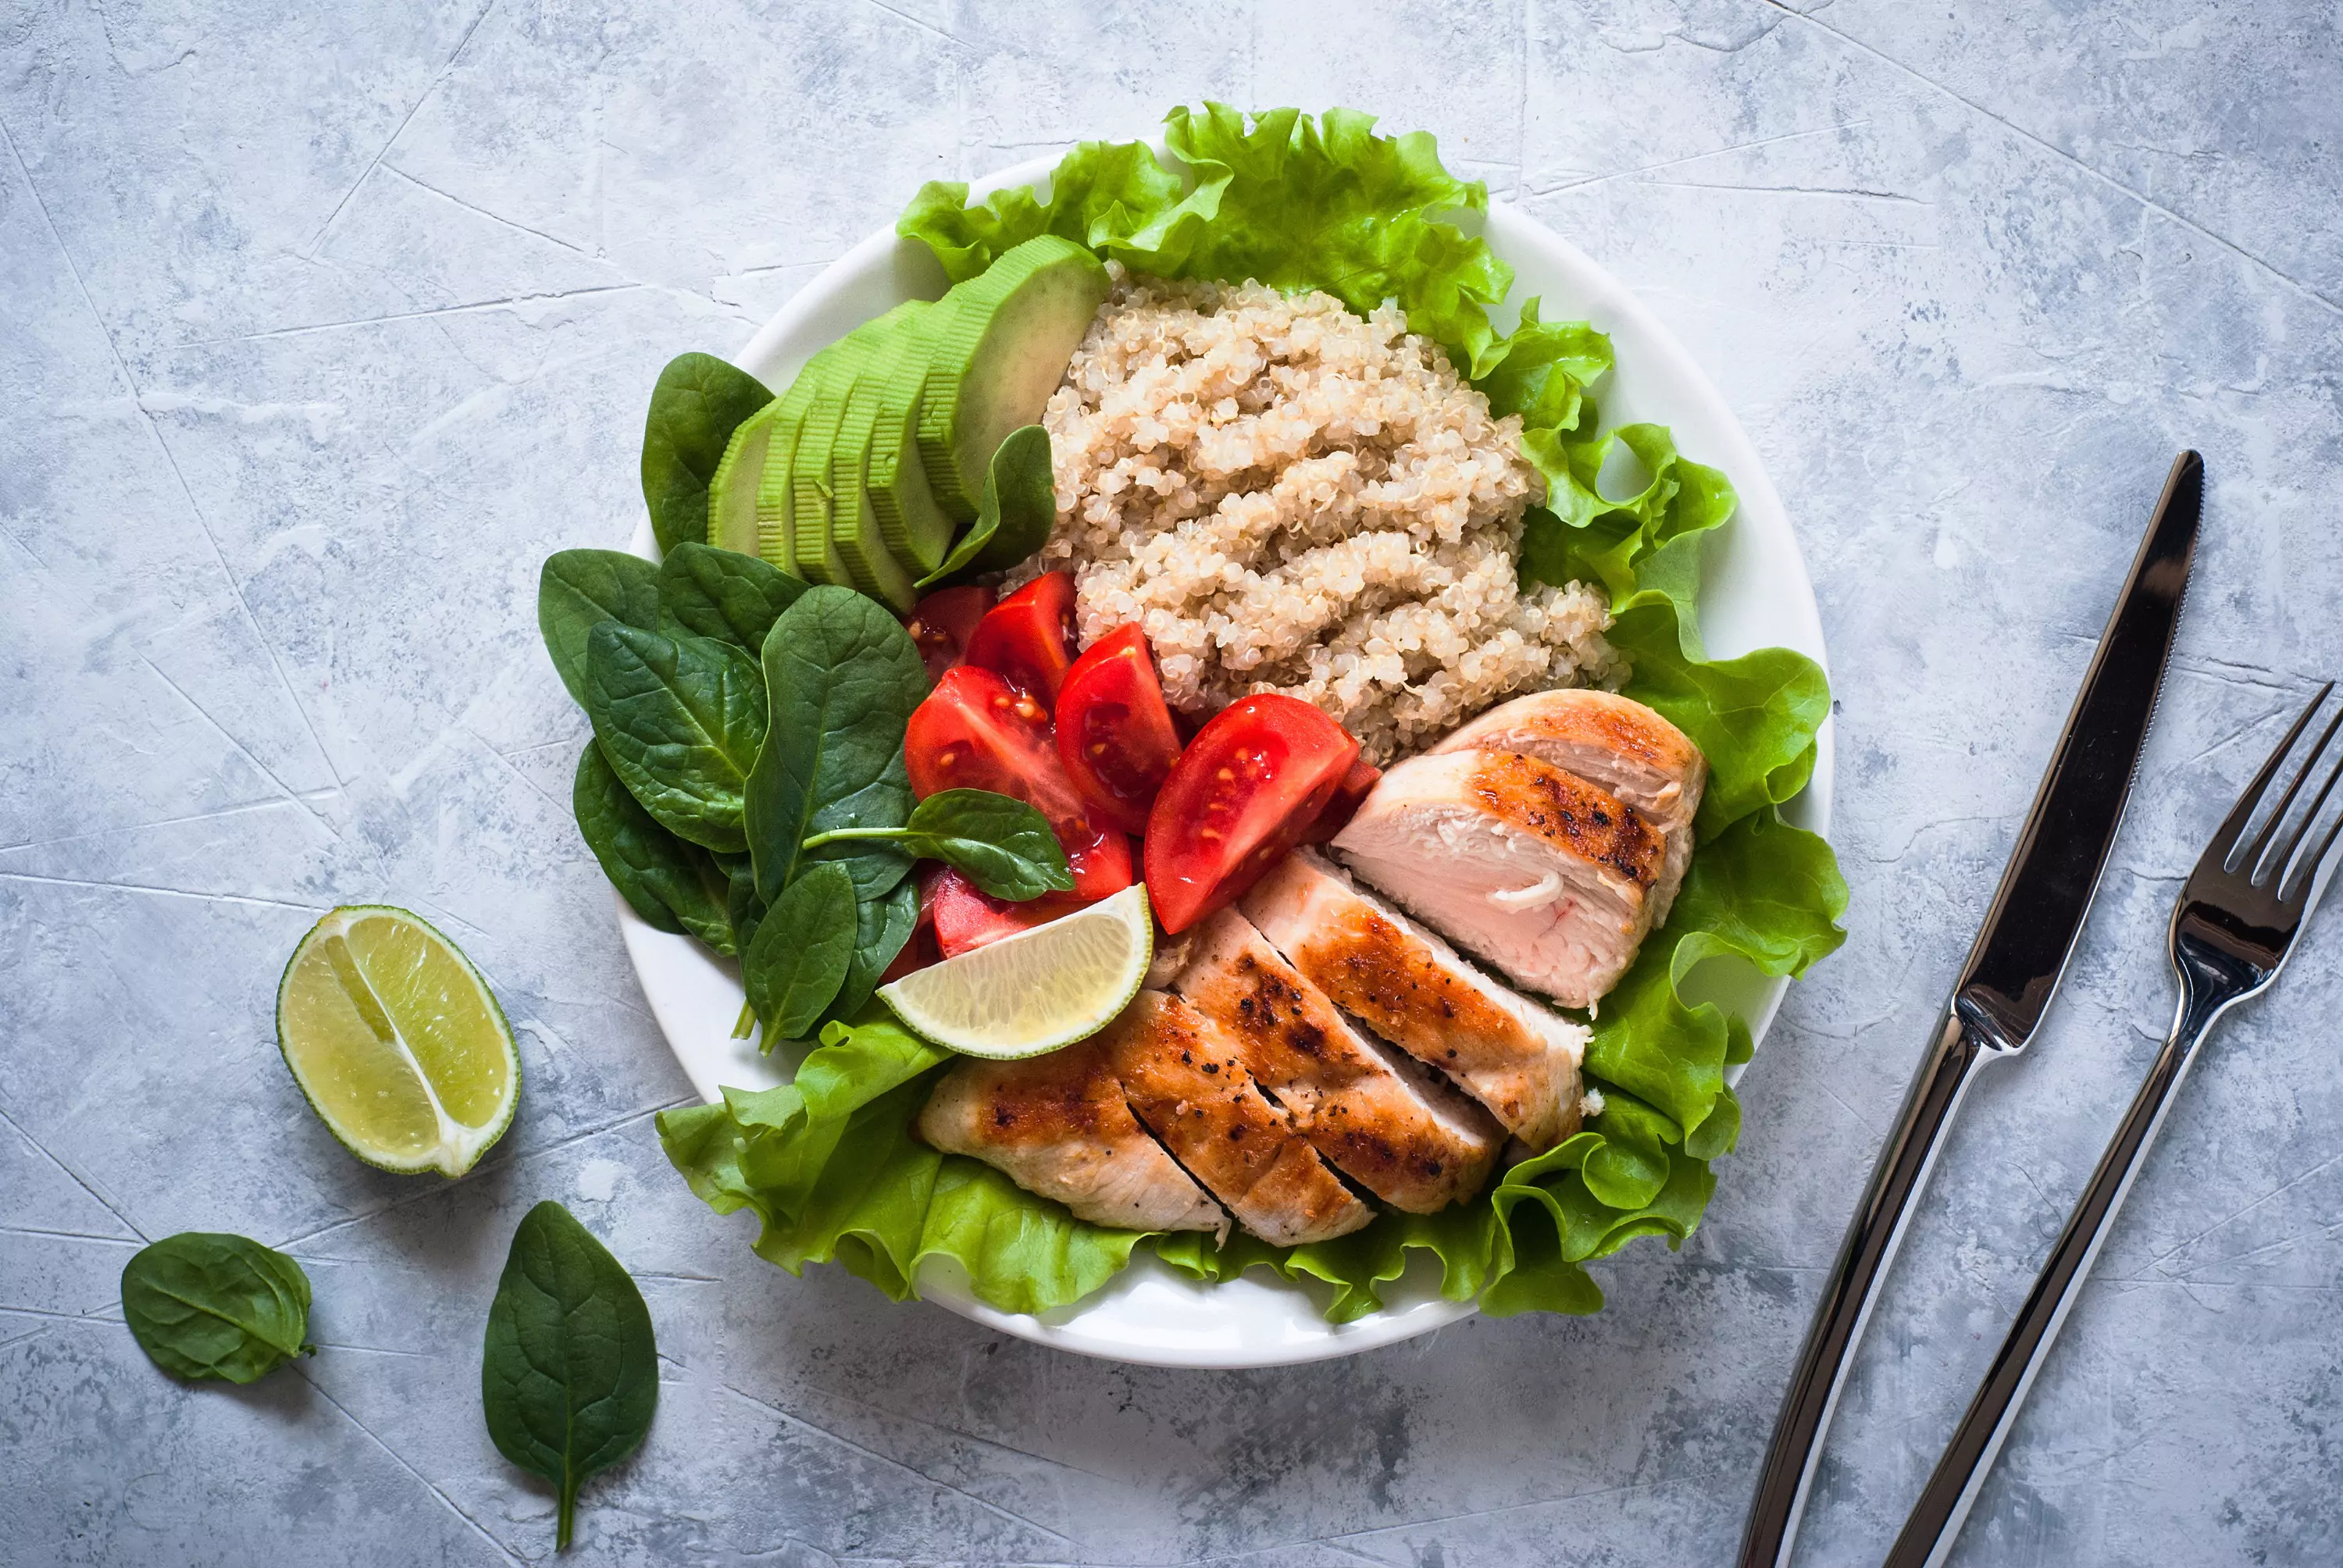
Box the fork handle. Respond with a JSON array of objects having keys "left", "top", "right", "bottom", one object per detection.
[
  {"left": 1739, "top": 1007, "right": 2000, "bottom": 1568},
  {"left": 1883, "top": 989, "right": 2225, "bottom": 1568}
]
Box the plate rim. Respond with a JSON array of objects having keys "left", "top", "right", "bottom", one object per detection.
[{"left": 617, "top": 146, "right": 1835, "bottom": 1368}]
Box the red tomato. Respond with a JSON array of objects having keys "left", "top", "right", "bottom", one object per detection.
[
  {"left": 903, "top": 586, "right": 995, "bottom": 685},
  {"left": 924, "top": 865, "right": 1083, "bottom": 957},
  {"left": 1300, "top": 757, "right": 1382, "bottom": 844},
  {"left": 1143, "top": 695, "right": 1363, "bottom": 933},
  {"left": 962, "top": 572, "right": 1077, "bottom": 704},
  {"left": 1054, "top": 624, "right": 1183, "bottom": 834},
  {"left": 903, "top": 665, "right": 1136, "bottom": 901},
  {"left": 1064, "top": 822, "right": 1136, "bottom": 903},
  {"left": 904, "top": 665, "right": 1085, "bottom": 823}
]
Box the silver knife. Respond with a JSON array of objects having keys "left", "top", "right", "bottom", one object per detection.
[{"left": 1736, "top": 451, "right": 2202, "bottom": 1568}]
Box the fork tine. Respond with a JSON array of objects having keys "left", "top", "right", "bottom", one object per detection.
[
  {"left": 2282, "top": 760, "right": 2343, "bottom": 904},
  {"left": 2216, "top": 682, "right": 2336, "bottom": 868},
  {"left": 2245, "top": 693, "right": 2343, "bottom": 875}
]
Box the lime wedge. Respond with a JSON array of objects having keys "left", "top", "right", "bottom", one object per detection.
[
  {"left": 879, "top": 883, "right": 1153, "bottom": 1059},
  {"left": 276, "top": 906, "right": 520, "bottom": 1177}
]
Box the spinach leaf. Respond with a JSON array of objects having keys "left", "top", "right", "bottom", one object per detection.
[
  {"left": 742, "top": 862, "right": 858, "bottom": 1044},
  {"left": 804, "top": 788, "right": 1073, "bottom": 901},
  {"left": 482, "top": 1201, "right": 658, "bottom": 1552},
  {"left": 725, "top": 856, "right": 767, "bottom": 957},
  {"left": 121, "top": 1232, "right": 312, "bottom": 1384},
  {"left": 640, "top": 353, "right": 774, "bottom": 554},
  {"left": 585, "top": 623, "right": 768, "bottom": 854},
  {"left": 539, "top": 550, "right": 661, "bottom": 707},
  {"left": 656, "top": 540, "right": 806, "bottom": 654},
  {"left": 822, "top": 877, "right": 920, "bottom": 1031},
  {"left": 918, "top": 426, "right": 1056, "bottom": 589},
  {"left": 572, "top": 741, "right": 737, "bottom": 953},
  {"left": 744, "top": 586, "right": 927, "bottom": 902}
]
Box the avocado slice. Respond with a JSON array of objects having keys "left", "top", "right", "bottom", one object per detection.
[
  {"left": 832, "top": 318, "right": 957, "bottom": 578},
  {"left": 746, "top": 340, "right": 848, "bottom": 578},
  {"left": 788, "top": 305, "right": 924, "bottom": 592},
  {"left": 915, "top": 234, "right": 1107, "bottom": 518},
  {"left": 826, "top": 374, "right": 921, "bottom": 611},
  {"left": 706, "top": 399, "right": 782, "bottom": 559}
]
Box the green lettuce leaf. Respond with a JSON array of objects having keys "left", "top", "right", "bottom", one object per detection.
[{"left": 666, "top": 105, "right": 1849, "bottom": 1324}]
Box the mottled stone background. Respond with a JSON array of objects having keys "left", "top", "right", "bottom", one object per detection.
[{"left": 4, "top": 2, "right": 2340, "bottom": 1563}]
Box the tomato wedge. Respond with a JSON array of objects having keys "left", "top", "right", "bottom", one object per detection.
[
  {"left": 1300, "top": 757, "right": 1382, "bottom": 844},
  {"left": 1054, "top": 624, "right": 1183, "bottom": 834},
  {"left": 903, "top": 585, "right": 995, "bottom": 685},
  {"left": 962, "top": 571, "right": 1077, "bottom": 704},
  {"left": 924, "top": 865, "right": 1085, "bottom": 957},
  {"left": 903, "top": 665, "right": 1136, "bottom": 903},
  {"left": 1143, "top": 695, "right": 1362, "bottom": 933}
]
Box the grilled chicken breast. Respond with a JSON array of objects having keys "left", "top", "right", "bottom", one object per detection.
[
  {"left": 1432, "top": 689, "right": 1707, "bottom": 922},
  {"left": 1243, "top": 850, "right": 1589, "bottom": 1150},
  {"left": 918, "top": 1039, "right": 1228, "bottom": 1237},
  {"left": 1096, "top": 990, "right": 1375, "bottom": 1246},
  {"left": 1172, "top": 910, "right": 1503, "bottom": 1211},
  {"left": 1332, "top": 748, "right": 1661, "bottom": 1010}
]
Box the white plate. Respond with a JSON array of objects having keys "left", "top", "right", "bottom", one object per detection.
[{"left": 619, "top": 152, "right": 1835, "bottom": 1368}]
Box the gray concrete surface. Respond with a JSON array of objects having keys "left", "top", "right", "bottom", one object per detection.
[{"left": 4, "top": 2, "right": 2340, "bottom": 1563}]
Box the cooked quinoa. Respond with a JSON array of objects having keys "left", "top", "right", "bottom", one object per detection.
[{"left": 1025, "top": 267, "right": 1621, "bottom": 764}]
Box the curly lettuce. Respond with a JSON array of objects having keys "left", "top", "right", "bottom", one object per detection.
[{"left": 660, "top": 105, "right": 1847, "bottom": 1323}]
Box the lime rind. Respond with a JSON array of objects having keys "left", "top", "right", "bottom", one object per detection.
[
  {"left": 275, "top": 904, "right": 521, "bottom": 1178},
  {"left": 879, "top": 884, "right": 1152, "bottom": 1059}
]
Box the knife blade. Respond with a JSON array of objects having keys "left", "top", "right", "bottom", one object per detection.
[{"left": 1736, "top": 450, "right": 2202, "bottom": 1568}]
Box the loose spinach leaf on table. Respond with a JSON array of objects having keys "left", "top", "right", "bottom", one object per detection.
[
  {"left": 539, "top": 551, "right": 662, "bottom": 707},
  {"left": 585, "top": 622, "right": 768, "bottom": 854},
  {"left": 823, "top": 876, "right": 920, "bottom": 1031},
  {"left": 483, "top": 1201, "right": 658, "bottom": 1552},
  {"left": 640, "top": 352, "right": 774, "bottom": 554},
  {"left": 744, "top": 586, "right": 928, "bottom": 903},
  {"left": 121, "top": 1232, "right": 313, "bottom": 1384},
  {"left": 804, "top": 789, "right": 1072, "bottom": 901},
  {"left": 742, "top": 861, "right": 859, "bottom": 1043},
  {"left": 572, "top": 741, "right": 738, "bottom": 953},
  {"left": 656, "top": 540, "right": 806, "bottom": 654},
  {"left": 918, "top": 426, "right": 1056, "bottom": 590}
]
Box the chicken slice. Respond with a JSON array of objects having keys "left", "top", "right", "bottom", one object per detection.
[
  {"left": 1331, "top": 748, "right": 1661, "bottom": 1010},
  {"left": 1095, "top": 990, "right": 1375, "bottom": 1247},
  {"left": 918, "top": 1039, "right": 1227, "bottom": 1238},
  {"left": 1432, "top": 689, "right": 1708, "bottom": 923},
  {"left": 1243, "top": 850, "right": 1589, "bottom": 1151},
  {"left": 1171, "top": 909, "right": 1503, "bottom": 1212}
]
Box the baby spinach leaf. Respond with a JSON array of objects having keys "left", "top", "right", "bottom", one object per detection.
[
  {"left": 744, "top": 586, "right": 927, "bottom": 902},
  {"left": 482, "top": 1201, "right": 658, "bottom": 1552},
  {"left": 572, "top": 741, "right": 737, "bottom": 952},
  {"left": 641, "top": 352, "right": 774, "bottom": 554},
  {"left": 804, "top": 789, "right": 1073, "bottom": 901},
  {"left": 822, "top": 878, "right": 920, "bottom": 1032},
  {"left": 585, "top": 623, "right": 768, "bottom": 854},
  {"left": 121, "top": 1232, "right": 313, "bottom": 1384},
  {"left": 656, "top": 540, "right": 806, "bottom": 654},
  {"left": 725, "top": 856, "right": 768, "bottom": 958},
  {"left": 743, "top": 862, "right": 858, "bottom": 1044},
  {"left": 918, "top": 425, "right": 1056, "bottom": 589},
  {"left": 539, "top": 551, "right": 661, "bottom": 707}
]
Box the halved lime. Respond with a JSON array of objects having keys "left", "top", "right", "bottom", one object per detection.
[
  {"left": 276, "top": 906, "right": 520, "bottom": 1177},
  {"left": 879, "top": 883, "right": 1153, "bottom": 1059}
]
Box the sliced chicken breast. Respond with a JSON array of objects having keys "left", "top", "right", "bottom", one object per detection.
[
  {"left": 1243, "top": 850, "right": 1589, "bottom": 1150},
  {"left": 1432, "top": 689, "right": 1708, "bottom": 923},
  {"left": 1095, "top": 990, "right": 1375, "bottom": 1247},
  {"left": 918, "top": 1039, "right": 1227, "bottom": 1237},
  {"left": 1331, "top": 748, "right": 1661, "bottom": 1010},
  {"left": 1171, "top": 909, "right": 1504, "bottom": 1212}
]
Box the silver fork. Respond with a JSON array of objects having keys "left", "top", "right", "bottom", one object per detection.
[{"left": 1884, "top": 680, "right": 2343, "bottom": 1568}]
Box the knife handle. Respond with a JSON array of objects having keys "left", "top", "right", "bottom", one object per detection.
[
  {"left": 1738, "top": 1007, "right": 1999, "bottom": 1568},
  {"left": 1882, "top": 992, "right": 2219, "bottom": 1568}
]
